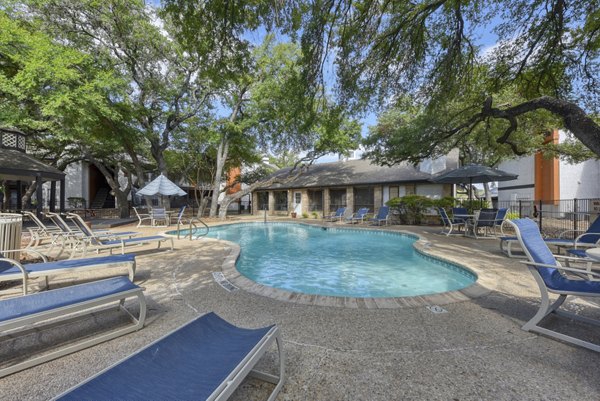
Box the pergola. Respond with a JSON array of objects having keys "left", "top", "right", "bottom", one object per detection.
[{"left": 0, "top": 128, "right": 66, "bottom": 216}]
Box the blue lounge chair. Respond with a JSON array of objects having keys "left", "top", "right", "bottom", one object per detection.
[
  {"left": 509, "top": 218, "right": 600, "bottom": 352},
  {"left": 0, "top": 276, "right": 146, "bottom": 378},
  {"left": 66, "top": 213, "right": 174, "bottom": 257},
  {"left": 438, "top": 207, "right": 465, "bottom": 236},
  {"left": 55, "top": 312, "right": 284, "bottom": 401},
  {"left": 493, "top": 207, "right": 508, "bottom": 235},
  {"left": 346, "top": 207, "right": 369, "bottom": 224},
  {"left": 323, "top": 207, "right": 346, "bottom": 222},
  {"left": 0, "top": 250, "right": 136, "bottom": 294},
  {"left": 501, "top": 215, "right": 600, "bottom": 257},
  {"left": 370, "top": 206, "right": 390, "bottom": 226}
]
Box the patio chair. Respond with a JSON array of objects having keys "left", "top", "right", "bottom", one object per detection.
[
  {"left": 323, "top": 207, "right": 346, "bottom": 222},
  {"left": 438, "top": 207, "right": 465, "bottom": 236},
  {"left": 171, "top": 205, "right": 189, "bottom": 226},
  {"left": 0, "top": 276, "right": 146, "bottom": 378},
  {"left": 500, "top": 215, "right": 600, "bottom": 258},
  {"left": 345, "top": 208, "right": 369, "bottom": 224},
  {"left": 0, "top": 249, "right": 136, "bottom": 294},
  {"left": 465, "top": 209, "right": 498, "bottom": 239},
  {"left": 509, "top": 218, "right": 600, "bottom": 352},
  {"left": 65, "top": 213, "right": 174, "bottom": 257},
  {"left": 492, "top": 207, "right": 509, "bottom": 235},
  {"left": 55, "top": 312, "right": 284, "bottom": 401},
  {"left": 451, "top": 207, "right": 469, "bottom": 225},
  {"left": 150, "top": 207, "right": 169, "bottom": 227},
  {"left": 133, "top": 207, "right": 152, "bottom": 227},
  {"left": 370, "top": 206, "right": 390, "bottom": 226}
]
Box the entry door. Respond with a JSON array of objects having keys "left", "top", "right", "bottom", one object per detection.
[{"left": 293, "top": 191, "right": 302, "bottom": 213}]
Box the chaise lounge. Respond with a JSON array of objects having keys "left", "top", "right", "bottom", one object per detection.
[
  {"left": 66, "top": 213, "right": 174, "bottom": 257},
  {"left": 0, "top": 276, "right": 146, "bottom": 378},
  {"left": 0, "top": 250, "right": 136, "bottom": 294},
  {"left": 54, "top": 312, "right": 284, "bottom": 401}
]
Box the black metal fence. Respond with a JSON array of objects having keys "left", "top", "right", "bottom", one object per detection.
[{"left": 495, "top": 199, "right": 598, "bottom": 237}]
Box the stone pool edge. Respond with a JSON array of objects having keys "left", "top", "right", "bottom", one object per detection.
[{"left": 193, "top": 222, "right": 491, "bottom": 309}]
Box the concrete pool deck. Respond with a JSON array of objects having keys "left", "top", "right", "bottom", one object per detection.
[{"left": 2, "top": 217, "right": 600, "bottom": 400}]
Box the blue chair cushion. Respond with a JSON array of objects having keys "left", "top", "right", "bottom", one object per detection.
[
  {"left": 0, "top": 254, "right": 135, "bottom": 276},
  {"left": 58, "top": 313, "right": 274, "bottom": 401},
  {"left": 566, "top": 249, "right": 588, "bottom": 258},
  {"left": 0, "top": 276, "right": 139, "bottom": 322}
]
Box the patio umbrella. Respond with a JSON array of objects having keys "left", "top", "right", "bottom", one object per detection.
[
  {"left": 136, "top": 174, "right": 186, "bottom": 197},
  {"left": 432, "top": 164, "right": 518, "bottom": 200}
]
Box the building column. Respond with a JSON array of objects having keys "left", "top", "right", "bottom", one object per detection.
[
  {"left": 346, "top": 186, "right": 354, "bottom": 212},
  {"left": 323, "top": 188, "right": 330, "bottom": 213},
  {"left": 16, "top": 181, "right": 22, "bottom": 210},
  {"left": 251, "top": 192, "right": 258, "bottom": 215},
  {"left": 288, "top": 189, "right": 294, "bottom": 214},
  {"left": 301, "top": 189, "right": 309, "bottom": 215},
  {"left": 60, "top": 179, "right": 66, "bottom": 213},
  {"left": 35, "top": 174, "right": 43, "bottom": 217},
  {"left": 49, "top": 181, "right": 57, "bottom": 212},
  {"left": 268, "top": 191, "right": 275, "bottom": 215}
]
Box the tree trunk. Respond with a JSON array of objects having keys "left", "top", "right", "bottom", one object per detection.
[
  {"left": 22, "top": 181, "right": 37, "bottom": 207},
  {"left": 209, "top": 137, "right": 229, "bottom": 218}
]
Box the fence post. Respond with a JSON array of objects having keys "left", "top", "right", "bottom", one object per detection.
[
  {"left": 538, "top": 200, "right": 543, "bottom": 231},
  {"left": 519, "top": 200, "right": 522, "bottom": 218},
  {"left": 573, "top": 198, "right": 578, "bottom": 235}
]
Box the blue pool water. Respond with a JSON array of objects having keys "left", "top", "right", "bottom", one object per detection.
[{"left": 173, "top": 223, "right": 476, "bottom": 298}]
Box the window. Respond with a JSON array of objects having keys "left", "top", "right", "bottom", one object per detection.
[
  {"left": 354, "top": 187, "right": 374, "bottom": 212},
  {"left": 308, "top": 190, "right": 323, "bottom": 211},
  {"left": 295, "top": 192, "right": 302, "bottom": 204},
  {"left": 257, "top": 191, "right": 269, "bottom": 210},
  {"left": 274, "top": 191, "right": 288, "bottom": 211},
  {"left": 329, "top": 189, "right": 347, "bottom": 212}
]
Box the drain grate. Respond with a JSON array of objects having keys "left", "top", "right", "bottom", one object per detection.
[
  {"left": 426, "top": 305, "right": 448, "bottom": 314},
  {"left": 212, "top": 272, "right": 239, "bottom": 292}
]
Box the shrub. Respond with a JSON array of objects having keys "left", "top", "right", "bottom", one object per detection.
[
  {"left": 302, "top": 212, "right": 309, "bottom": 218},
  {"left": 311, "top": 212, "right": 319, "bottom": 219},
  {"left": 386, "top": 195, "right": 433, "bottom": 225}
]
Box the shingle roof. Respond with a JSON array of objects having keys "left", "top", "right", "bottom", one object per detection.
[
  {"left": 0, "top": 149, "right": 65, "bottom": 181},
  {"left": 257, "top": 158, "right": 434, "bottom": 190}
]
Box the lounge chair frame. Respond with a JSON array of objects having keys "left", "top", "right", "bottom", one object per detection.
[
  {"left": 509, "top": 219, "right": 600, "bottom": 352},
  {"left": 0, "top": 251, "right": 136, "bottom": 294},
  {"left": 0, "top": 277, "right": 146, "bottom": 378},
  {"left": 66, "top": 213, "right": 173, "bottom": 257}
]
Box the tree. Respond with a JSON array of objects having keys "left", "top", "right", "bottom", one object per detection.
[
  {"left": 295, "top": 0, "right": 600, "bottom": 159},
  {"left": 24, "top": 0, "right": 212, "bottom": 186}
]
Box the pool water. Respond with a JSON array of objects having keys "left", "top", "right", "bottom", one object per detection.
[{"left": 178, "top": 223, "right": 476, "bottom": 298}]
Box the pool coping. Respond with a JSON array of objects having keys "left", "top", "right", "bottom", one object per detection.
[{"left": 183, "top": 221, "right": 491, "bottom": 309}]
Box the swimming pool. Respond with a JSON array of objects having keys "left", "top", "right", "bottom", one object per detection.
[{"left": 173, "top": 223, "right": 476, "bottom": 298}]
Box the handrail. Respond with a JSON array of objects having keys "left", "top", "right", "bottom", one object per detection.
[{"left": 177, "top": 217, "right": 209, "bottom": 240}]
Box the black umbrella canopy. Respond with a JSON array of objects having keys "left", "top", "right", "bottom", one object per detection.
[
  {"left": 432, "top": 164, "right": 518, "bottom": 184},
  {"left": 432, "top": 164, "right": 518, "bottom": 200}
]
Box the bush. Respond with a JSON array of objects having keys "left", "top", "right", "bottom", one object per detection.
[
  {"left": 302, "top": 212, "right": 309, "bottom": 218},
  {"left": 311, "top": 212, "right": 319, "bottom": 219},
  {"left": 386, "top": 195, "right": 433, "bottom": 225},
  {"left": 431, "top": 196, "right": 456, "bottom": 212}
]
